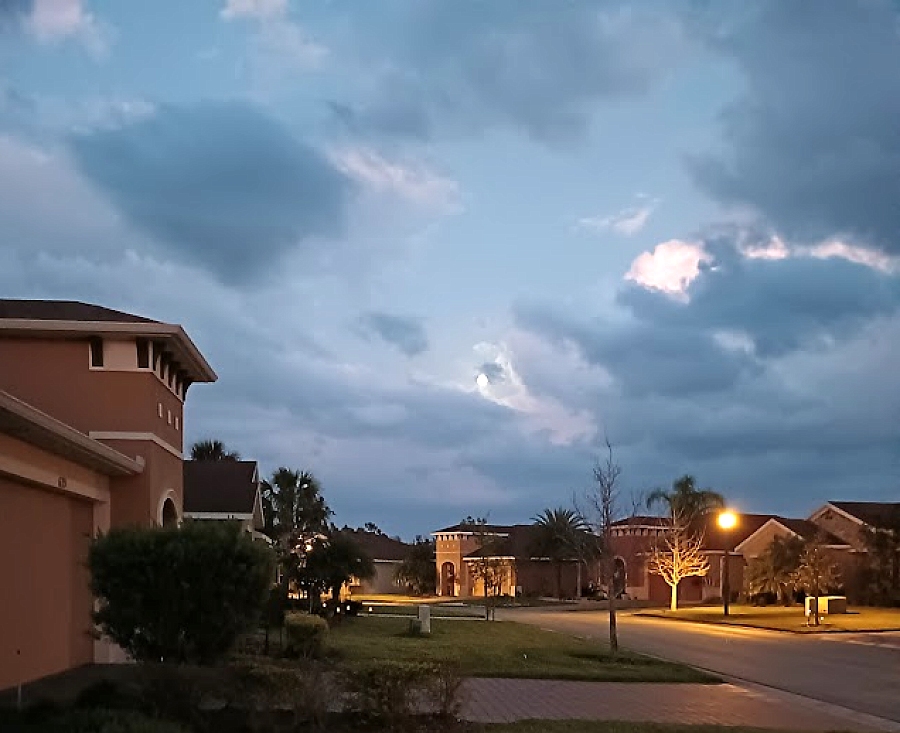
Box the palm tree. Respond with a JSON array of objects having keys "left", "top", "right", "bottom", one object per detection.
[
  {"left": 531, "top": 507, "right": 593, "bottom": 599},
  {"left": 647, "top": 475, "right": 724, "bottom": 525},
  {"left": 190, "top": 439, "right": 241, "bottom": 461},
  {"left": 745, "top": 535, "right": 804, "bottom": 605},
  {"left": 261, "top": 468, "right": 331, "bottom": 545}
]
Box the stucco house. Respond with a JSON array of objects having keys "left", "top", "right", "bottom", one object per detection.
[
  {"left": 0, "top": 300, "right": 215, "bottom": 691},
  {"left": 433, "top": 523, "right": 589, "bottom": 598},
  {"left": 183, "top": 459, "right": 268, "bottom": 542},
  {"left": 340, "top": 528, "right": 411, "bottom": 595}
]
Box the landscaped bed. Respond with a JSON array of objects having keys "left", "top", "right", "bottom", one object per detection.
[
  {"left": 637, "top": 604, "right": 900, "bottom": 633},
  {"left": 327, "top": 615, "right": 716, "bottom": 682}
]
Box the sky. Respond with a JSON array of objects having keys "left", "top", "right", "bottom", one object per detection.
[{"left": 1, "top": 0, "right": 898, "bottom": 539}]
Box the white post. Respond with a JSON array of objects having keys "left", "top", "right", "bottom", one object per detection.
[{"left": 418, "top": 604, "right": 431, "bottom": 635}]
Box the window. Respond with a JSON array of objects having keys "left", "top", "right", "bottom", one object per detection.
[
  {"left": 89, "top": 337, "right": 104, "bottom": 367},
  {"left": 174, "top": 416, "right": 180, "bottom": 431},
  {"left": 167, "top": 409, "right": 172, "bottom": 425},
  {"left": 136, "top": 338, "right": 150, "bottom": 368},
  {"left": 158, "top": 402, "right": 163, "bottom": 418}
]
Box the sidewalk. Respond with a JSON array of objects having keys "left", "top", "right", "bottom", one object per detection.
[{"left": 461, "top": 678, "right": 895, "bottom": 731}]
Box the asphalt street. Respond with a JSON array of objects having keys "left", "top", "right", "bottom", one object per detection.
[{"left": 499, "top": 607, "right": 900, "bottom": 724}]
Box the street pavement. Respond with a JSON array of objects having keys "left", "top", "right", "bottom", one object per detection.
[{"left": 498, "top": 606, "right": 900, "bottom": 726}]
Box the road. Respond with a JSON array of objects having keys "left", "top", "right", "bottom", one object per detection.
[{"left": 499, "top": 607, "right": 900, "bottom": 724}]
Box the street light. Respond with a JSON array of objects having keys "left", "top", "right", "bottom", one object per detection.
[{"left": 717, "top": 511, "right": 738, "bottom": 617}]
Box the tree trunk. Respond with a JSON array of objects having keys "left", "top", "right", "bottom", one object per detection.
[
  {"left": 670, "top": 582, "right": 678, "bottom": 611},
  {"left": 608, "top": 588, "right": 618, "bottom": 654},
  {"left": 483, "top": 569, "right": 490, "bottom": 621}
]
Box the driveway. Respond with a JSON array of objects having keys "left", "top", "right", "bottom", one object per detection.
[{"left": 499, "top": 607, "right": 900, "bottom": 725}]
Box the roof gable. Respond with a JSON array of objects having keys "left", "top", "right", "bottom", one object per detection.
[{"left": 826, "top": 501, "right": 900, "bottom": 529}]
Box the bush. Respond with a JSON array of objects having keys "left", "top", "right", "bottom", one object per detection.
[
  {"left": 423, "top": 662, "right": 465, "bottom": 719},
  {"left": 343, "top": 660, "right": 465, "bottom": 723},
  {"left": 233, "top": 660, "right": 333, "bottom": 731},
  {"left": 343, "top": 661, "right": 429, "bottom": 724},
  {"left": 89, "top": 521, "right": 275, "bottom": 664},
  {"left": 283, "top": 612, "right": 329, "bottom": 658}
]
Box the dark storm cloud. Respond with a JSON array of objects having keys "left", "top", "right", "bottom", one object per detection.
[
  {"left": 356, "top": 311, "right": 429, "bottom": 356},
  {"left": 331, "top": 0, "right": 686, "bottom": 143},
  {"left": 514, "top": 303, "right": 759, "bottom": 397},
  {"left": 618, "top": 239, "right": 900, "bottom": 358},
  {"left": 69, "top": 102, "right": 352, "bottom": 284},
  {"left": 688, "top": 0, "right": 900, "bottom": 254},
  {"left": 0, "top": 0, "right": 29, "bottom": 32}
]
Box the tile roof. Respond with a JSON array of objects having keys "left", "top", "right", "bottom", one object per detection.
[
  {"left": 0, "top": 300, "right": 158, "bottom": 324},
  {"left": 338, "top": 529, "right": 411, "bottom": 561},
  {"left": 829, "top": 501, "right": 900, "bottom": 529},
  {"left": 183, "top": 460, "right": 259, "bottom": 514}
]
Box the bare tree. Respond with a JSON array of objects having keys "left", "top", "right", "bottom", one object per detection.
[
  {"left": 462, "top": 517, "right": 508, "bottom": 621},
  {"left": 647, "top": 524, "right": 710, "bottom": 611},
  {"left": 588, "top": 436, "right": 622, "bottom": 654}
]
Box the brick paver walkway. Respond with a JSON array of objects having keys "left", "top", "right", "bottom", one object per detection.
[{"left": 461, "top": 679, "right": 890, "bottom": 731}]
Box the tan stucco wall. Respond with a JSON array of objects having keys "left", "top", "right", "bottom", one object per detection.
[
  {"left": 0, "top": 476, "right": 96, "bottom": 690},
  {"left": 0, "top": 338, "right": 184, "bottom": 451},
  {"left": 104, "top": 440, "right": 183, "bottom": 527},
  {"left": 435, "top": 534, "right": 480, "bottom": 596}
]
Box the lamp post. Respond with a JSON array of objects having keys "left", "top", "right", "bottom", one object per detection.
[{"left": 717, "top": 511, "right": 737, "bottom": 617}]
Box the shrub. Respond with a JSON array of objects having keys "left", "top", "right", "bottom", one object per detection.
[
  {"left": 423, "top": 662, "right": 465, "bottom": 719},
  {"left": 89, "top": 521, "right": 275, "bottom": 664},
  {"left": 343, "top": 661, "right": 430, "bottom": 724},
  {"left": 233, "top": 660, "right": 334, "bottom": 731},
  {"left": 283, "top": 612, "right": 329, "bottom": 658}
]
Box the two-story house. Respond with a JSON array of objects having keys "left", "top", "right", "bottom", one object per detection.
[{"left": 0, "top": 300, "right": 215, "bottom": 691}]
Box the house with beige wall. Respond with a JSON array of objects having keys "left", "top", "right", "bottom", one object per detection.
[{"left": 0, "top": 300, "right": 215, "bottom": 692}]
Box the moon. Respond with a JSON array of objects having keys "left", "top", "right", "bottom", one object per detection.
[{"left": 476, "top": 373, "right": 489, "bottom": 388}]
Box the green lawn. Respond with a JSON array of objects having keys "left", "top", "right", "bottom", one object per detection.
[
  {"left": 638, "top": 604, "right": 900, "bottom": 633},
  {"left": 327, "top": 616, "right": 716, "bottom": 682},
  {"left": 485, "top": 723, "right": 829, "bottom": 733}
]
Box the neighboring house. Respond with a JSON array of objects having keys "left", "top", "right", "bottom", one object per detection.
[
  {"left": 0, "top": 300, "right": 215, "bottom": 691},
  {"left": 434, "top": 523, "right": 590, "bottom": 598},
  {"left": 183, "top": 459, "right": 269, "bottom": 543},
  {"left": 340, "top": 528, "right": 411, "bottom": 595}
]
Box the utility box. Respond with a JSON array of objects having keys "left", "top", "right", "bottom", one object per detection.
[
  {"left": 805, "top": 595, "right": 847, "bottom": 616},
  {"left": 418, "top": 604, "right": 432, "bottom": 635}
]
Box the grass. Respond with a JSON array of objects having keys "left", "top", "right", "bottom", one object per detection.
[
  {"left": 638, "top": 604, "right": 900, "bottom": 633},
  {"left": 485, "top": 723, "right": 824, "bottom": 733},
  {"left": 326, "top": 615, "right": 716, "bottom": 682}
]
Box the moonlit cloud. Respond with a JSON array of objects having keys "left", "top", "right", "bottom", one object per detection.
[
  {"left": 625, "top": 239, "right": 711, "bottom": 298},
  {"left": 26, "top": 0, "right": 108, "bottom": 55},
  {"left": 220, "top": 0, "right": 287, "bottom": 20},
  {"left": 330, "top": 147, "right": 460, "bottom": 212},
  {"left": 578, "top": 197, "right": 657, "bottom": 236}
]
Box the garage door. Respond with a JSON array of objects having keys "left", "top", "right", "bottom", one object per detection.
[{"left": 0, "top": 477, "right": 94, "bottom": 690}]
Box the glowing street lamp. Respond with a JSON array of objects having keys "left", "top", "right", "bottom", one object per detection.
[{"left": 717, "top": 511, "right": 738, "bottom": 616}]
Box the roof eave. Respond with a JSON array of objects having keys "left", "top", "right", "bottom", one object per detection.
[
  {"left": 0, "top": 391, "right": 144, "bottom": 476},
  {"left": 0, "top": 319, "right": 217, "bottom": 383}
]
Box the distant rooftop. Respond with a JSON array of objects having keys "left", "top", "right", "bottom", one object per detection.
[
  {"left": 0, "top": 300, "right": 158, "bottom": 324},
  {"left": 829, "top": 501, "right": 900, "bottom": 529},
  {"left": 183, "top": 460, "right": 259, "bottom": 515}
]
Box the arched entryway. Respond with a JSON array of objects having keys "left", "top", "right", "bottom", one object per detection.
[
  {"left": 161, "top": 498, "right": 178, "bottom": 528},
  {"left": 440, "top": 562, "right": 456, "bottom": 597}
]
